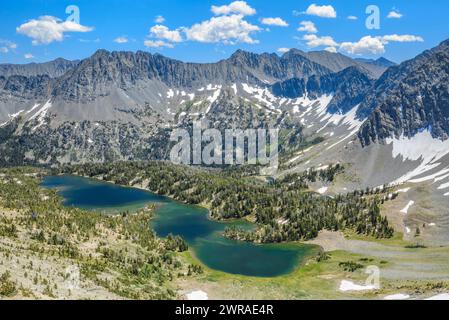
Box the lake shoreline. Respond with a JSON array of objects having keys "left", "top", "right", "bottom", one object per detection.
[{"left": 43, "top": 173, "right": 321, "bottom": 278}]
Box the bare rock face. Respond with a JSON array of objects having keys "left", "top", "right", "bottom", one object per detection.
[{"left": 358, "top": 39, "right": 449, "bottom": 145}]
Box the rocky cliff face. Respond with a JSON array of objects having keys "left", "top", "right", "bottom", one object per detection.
[
  {"left": 271, "top": 66, "right": 373, "bottom": 114},
  {"left": 358, "top": 39, "right": 449, "bottom": 145},
  {"left": 0, "top": 74, "right": 51, "bottom": 100}
]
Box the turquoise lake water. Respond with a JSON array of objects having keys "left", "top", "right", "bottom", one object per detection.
[{"left": 42, "top": 175, "right": 317, "bottom": 277}]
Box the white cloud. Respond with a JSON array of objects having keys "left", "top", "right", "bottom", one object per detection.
[
  {"left": 144, "top": 40, "right": 174, "bottom": 48},
  {"left": 387, "top": 11, "right": 403, "bottom": 19},
  {"left": 146, "top": 5, "right": 260, "bottom": 47},
  {"left": 24, "top": 53, "right": 34, "bottom": 59},
  {"left": 347, "top": 15, "right": 358, "bottom": 20},
  {"left": 211, "top": 1, "right": 256, "bottom": 16},
  {"left": 303, "top": 34, "right": 338, "bottom": 48},
  {"left": 305, "top": 4, "right": 337, "bottom": 18},
  {"left": 340, "top": 36, "right": 386, "bottom": 55},
  {"left": 150, "top": 25, "right": 183, "bottom": 43},
  {"left": 16, "top": 15, "right": 93, "bottom": 45},
  {"left": 0, "top": 40, "right": 17, "bottom": 53},
  {"left": 261, "top": 17, "right": 288, "bottom": 27},
  {"left": 339, "top": 34, "right": 423, "bottom": 55},
  {"left": 324, "top": 46, "right": 337, "bottom": 53},
  {"left": 184, "top": 14, "right": 260, "bottom": 44},
  {"left": 382, "top": 34, "right": 423, "bottom": 43},
  {"left": 155, "top": 15, "right": 165, "bottom": 23},
  {"left": 114, "top": 36, "right": 128, "bottom": 44},
  {"left": 298, "top": 21, "right": 317, "bottom": 33},
  {"left": 277, "top": 47, "right": 290, "bottom": 53}
]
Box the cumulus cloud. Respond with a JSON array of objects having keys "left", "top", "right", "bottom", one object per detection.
[
  {"left": 305, "top": 4, "right": 336, "bottom": 18},
  {"left": 16, "top": 15, "right": 93, "bottom": 45},
  {"left": 298, "top": 21, "right": 317, "bottom": 33},
  {"left": 277, "top": 47, "right": 290, "bottom": 53},
  {"left": 150, "top": 25, "right": 183, "bottom": 43},
  {"left": 303, "top": 34, "right": 338, "bottom": 48},
  {"left": 211, "top": 1, "right": 256, "bottom": 16},
  {"left": 261, "top": 17, "right": 288, "bottom": 27},
  {"left": 340, "top": 36, "right": 385, "bottom": 55},
  {"left": 387, "top": 11, "right": 403, "bottom": 19},
  {"left": 184, "top": 14, "right": 260, "bottom": 44},
  {"left": 155, "top": 15, "right": 165, "bottom": 23},
  {"left": 145, "top": 3, "right": 261, "bottom": 48},
  {"left": 114, "top": 36, "right": 128, "bottom": 44},
  {"left": 144, "top": 40, "right": 174, "bottom": 48},
  {"left": 24, "top": 53, "right": 34, "bottom": 59},
  {"left": 339, "top": 34, "right": 424, "bottom": 55}
]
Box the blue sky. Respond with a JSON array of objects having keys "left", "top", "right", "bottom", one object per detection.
[{"left": 0, "top": 0, "right": 448, "bottom": 64}]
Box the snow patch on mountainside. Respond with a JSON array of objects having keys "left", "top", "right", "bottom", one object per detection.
[
  {"left": 186, "top": 290, "right": 208, "bottom": 300},
  {"left": 323, "top": 105, "right": 366, "bottom": 150},
  {"left": 0, "top": 109, "right": 25, "bottom": 127},
  {"left": 387, "top": 130, "right": 449, "bottom": 184},
  {"left": 242, "top": 83, "right": 280, "bottom": 111},
  {"left": 29, "top": 100, "right": 52, "bottom": 131},
  {"left": 317, "top": 187, "right": 328, "bottom": 194},
  {"left": 205, "top": 88, "right": 222, "bottom": 114},
  {"left": 339, "top": 280, "right": 376, "bottom": 292},
  {"left": 384, "top": 293, "right": 410, "bottom": 300},
  {"left": 400, "top": 201, "right": 415, "bottom": 214}
]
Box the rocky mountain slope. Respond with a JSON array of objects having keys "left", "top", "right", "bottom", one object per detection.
[
  {"left": 358, "top": 39, "right": 449, "bottom": 145},
  {"left": 0, "top": 58, "right": 79, "bottom": 78},
  {"left": 271, "top": 65, "right": 373, "bottom": 114}
]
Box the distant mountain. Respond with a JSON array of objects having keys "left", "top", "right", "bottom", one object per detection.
[
  {"left": 355, "top": 57, "right": 396, "bottom": 69},
  {"left": 358, "top": 39, "right": 449, "bottom": 145},
  {"left": 287, "top": 49, "right": 389, "bottom": 79},
  {"left": 0, "top": 58, "right": 79, "bottom": 78}
]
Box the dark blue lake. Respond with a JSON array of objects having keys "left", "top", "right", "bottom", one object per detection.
[{"left": 42, "top": 175, "right": 318, "bottom": 277}]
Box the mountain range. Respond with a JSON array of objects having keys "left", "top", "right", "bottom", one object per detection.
[{"left": 0, "top": 39, "right": 448, "bottom": 201}]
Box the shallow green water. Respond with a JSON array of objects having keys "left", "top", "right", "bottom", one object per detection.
[{"left": 42, "top": 175, "right": 317, "bottom": 277}]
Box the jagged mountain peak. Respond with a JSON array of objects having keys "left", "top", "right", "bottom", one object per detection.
[
  {"left": 280, "top": 48, "right": 304, "bottom": 58},
  {"left": 375, "top": 57, "right": 396, "bottom": 68}
]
